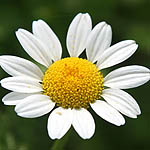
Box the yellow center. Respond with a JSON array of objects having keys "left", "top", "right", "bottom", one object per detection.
[{"left": 42, "top": 57, "right": 104, "bottom": 109}]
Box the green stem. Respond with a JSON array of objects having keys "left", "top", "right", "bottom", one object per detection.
[{"left": 52, "top": 128, "right": 72, "bottom": 150}]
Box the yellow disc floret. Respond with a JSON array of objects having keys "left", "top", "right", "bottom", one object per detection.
[{"left": 42, "top": 57, "right": 104, "bottom": 109}]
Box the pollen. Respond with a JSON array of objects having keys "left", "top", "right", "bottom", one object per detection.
[{"left": 42, "top": 57, "right": 104, "bottom": 109}]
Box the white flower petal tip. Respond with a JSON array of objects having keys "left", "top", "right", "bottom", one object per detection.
[
  {"left": 1, "top": 76, "right": 43, "bottom": 93},
  {"left": 2, "top": 92, "right": 35, "bottom": 106},
  {"left": 32, "top": 19, "right": 62, "bottom": 62},
  {"left": 0, "top": 55, "right": 43, "bottom": 80},
  {"left": 16, "top": 29, "right": 52, "bottom": 67},
  {"left": 91, "top": 101, "right": 125, "bottom": 126},
  {"left": 86, "top": 22, "right": 112, "bottom": 63},
  {"left": 72, "top": 108, "right": 95, "bottom": 139},
  {"left": 97, "top": 40, "right": 138, "bottom": 70},
  {"left": 15, "top": 94, "right": 55, "bottom": 118},
  {"left": 102, "top": 89, "right": 141, "bottom": 118},
  {"left": 47, "top": 107, "right": 72, "bottom": 139},
  {"left": 104, "top": 65, "right": 150, "bottom": 89},
  {"left": 67, "top": 13, "right": 92, "bottom": 57}
]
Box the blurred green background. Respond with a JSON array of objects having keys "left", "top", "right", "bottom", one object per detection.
[{"left": 0, "top": 0, "right": 150, "bottom": 150}]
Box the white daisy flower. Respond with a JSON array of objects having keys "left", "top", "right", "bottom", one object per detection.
[{"left": 0, "top": 13, "right": 150, "bottom": 140}]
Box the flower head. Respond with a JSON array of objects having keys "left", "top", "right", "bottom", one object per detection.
[{"left": 0, "top": 13, "right": 150, "bottom": 139}]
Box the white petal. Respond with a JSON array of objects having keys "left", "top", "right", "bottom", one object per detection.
[
  {"left": 104, "top": 65, "right": 150, "bottom": 89},
  {"left": 97, "top": 40, "right": 138, "bottom": 70},
  {"left": 91, "top": 100, "right": 125, "bottom": 126},
  {"left": 47, "top": 107, "right": 72, "bottom": 139},
  {"left": 66, "top": 13, "right": 92, "bottom": 57},
  {"left": 16, "top": 29, "right": 52, "bottom": 67},
  {"left": 1, "top": 76, "right": 42, "bottom": 93},
  {"left": 72, "top": 108, "right": 95, "bottom": 139},
  {"left": 15, "top": 94, "right": 55, "bottom": 118},
  {"left": 86, "top": 22, "right": 112, "bottom": 63},
  {"left": 32, "top": 20, "right": 62, "bottom": 61},
  {"left": 2, "top": 92, "right": 36, "bottom": 105},
  {"left": 0, "top": 55, "right": 43, "bottom": 80},
  {"left": 102, "top": 88, "right": 141, "bottom": 118}
]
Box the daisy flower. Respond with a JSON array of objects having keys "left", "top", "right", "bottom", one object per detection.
[{"left": 0, "top": 13, "right": 150, "bottom": 140}]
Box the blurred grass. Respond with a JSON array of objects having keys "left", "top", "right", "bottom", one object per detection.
[{"left": 0, "top": 0, "right": 150, "bottom": 150}]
